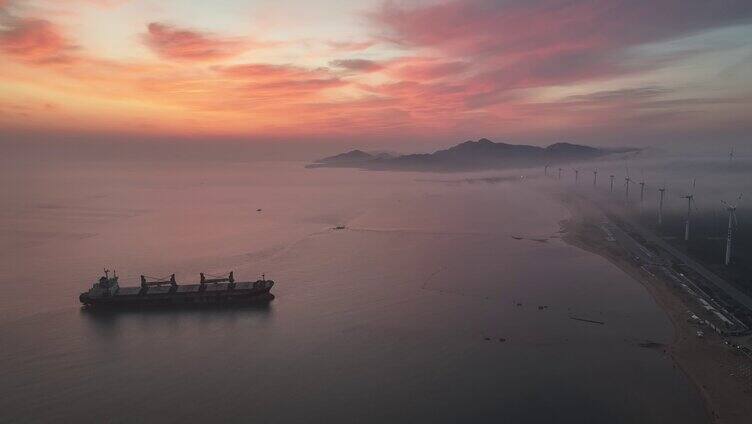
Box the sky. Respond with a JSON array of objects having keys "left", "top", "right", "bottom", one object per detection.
[{"left": 1, "top": 0, "right": 752, "bottom": 149}]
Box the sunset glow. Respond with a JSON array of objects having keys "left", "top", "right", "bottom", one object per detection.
[{"left": 2, "top": 0, "right": 752, "bottom": 145}]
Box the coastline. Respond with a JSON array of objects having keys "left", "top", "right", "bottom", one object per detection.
[{"left": 558, "top": 193, "right": 752, "bottom": 424}]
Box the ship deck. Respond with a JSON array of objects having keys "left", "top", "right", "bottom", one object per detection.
[{"left": 83, "top": 280, "right": 274, "bottom": 302}]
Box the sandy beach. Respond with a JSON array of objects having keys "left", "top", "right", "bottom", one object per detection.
[{"left": 560, "top": 194, "right": 752, "bottom": 424}]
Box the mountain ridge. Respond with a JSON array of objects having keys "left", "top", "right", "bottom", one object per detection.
[{"left": 307, "top": 139, "right": 637, "bottom": 172}]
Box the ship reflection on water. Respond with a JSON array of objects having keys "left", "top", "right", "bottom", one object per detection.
[
  {"left": 80, "top": 302, "right": 274, "bottom": 339},
  {"left": 81, "top": 300, "right": 274, "bottom": 320}
]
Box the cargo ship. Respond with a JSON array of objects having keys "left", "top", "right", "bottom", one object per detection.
[{"left": 79, "top": 270, "right": 274, "bottom": 308}]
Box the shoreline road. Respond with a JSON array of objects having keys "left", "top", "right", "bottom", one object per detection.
[
  {"left": 624, "top": 218, "right": 752, "bottom": 313},
  {"left": 602, "top": 215, "right": 748, "bottom": 334}
]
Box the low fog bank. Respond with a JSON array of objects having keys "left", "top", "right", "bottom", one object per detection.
[
  {"left": 3, "top": 129, "right": 746, "bottom": 167},
  {"left": 2, "top": 134, "right": 750, "bottom": 278},
  {"left": 510, "top": 152, "right": 751, "bottom": 240},
  {"left": 1, "top": 138, "right": 332, "bottom": 165},
  {"left": 527, "top": 152, "right": 752, "bottom": 289},
  {"left": 417, "top": 148, "right": 752, "bottom": 259},
  {"left": 555, "top": 153, "right": 752, "bottom": 217},
  {"left": 3, "top": 136, "right": 750, "bottom": 216}
]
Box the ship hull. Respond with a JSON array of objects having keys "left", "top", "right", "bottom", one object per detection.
[{"left": 80, "top": 281, "right": 275, "bottom": 308}]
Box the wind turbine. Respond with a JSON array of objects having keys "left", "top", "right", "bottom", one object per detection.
[
  {"left": 639, "top": 171, "right": 646, "bottom": 203},
  {"left": 721, "top": 194, "right": 742, "bottom": 266},
  {"left": 544, "top": 163, "right": 550, "bottom": 177},
  {"left": 624, "top": 167, "right": 633, "bottom": 203},
  {"left": 729, "top": 147, "right": 734, "bottom": 165},
  {"left": 658, "top": 184, "right": 666, "bottom": 225},
  {"left": 681, "top": 179, "right": 696, "bottom": 241},
  {"left": 609, "top": 175, "right": 615, "bottom": 193},
  {"left": 558, "top": 167, "right": 562, "bottom": 180},
  {"left": 592, "top": 169, "right": 598, "bottom": 187},
  {"left": 573, "top": 168, "right": 579, "bottom": 185}
]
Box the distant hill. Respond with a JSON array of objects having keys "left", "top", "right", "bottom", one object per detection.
[
  {"left": 308, "top": 139, "right": 636, "bottom": 172},
  {"left": 307, "top": 149, "right": 396, "bottom": 168},
  {"left": 316, "top": 150, "right": 375, "bottom": 164}
]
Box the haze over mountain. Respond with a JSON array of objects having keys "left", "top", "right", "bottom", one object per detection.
[{"left": 309, "top": 138, "right": 636, "bottom": 172}]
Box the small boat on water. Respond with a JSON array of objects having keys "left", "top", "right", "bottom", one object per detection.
[{"left": 79, "top": 270, "right": 274, "bottom": 308}]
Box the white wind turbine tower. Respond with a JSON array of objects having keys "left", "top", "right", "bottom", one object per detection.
[
  {"left": 558, "top": 167, "right": 562, "bottom": 180},
  {"left": 681, "top": 179, "right": 696, "bottom": 241},
  {"left": 721, "top": 194, "right": 742, "bottom": 266},
  {"left": 609, "top": 174, "right": 615, "bottom": 193},
  {"left": 592, "top": 169, "right": 598, "bottom": 187},
  {"left": 639, "top": 171, "right": 646, "bottom": 203},
  {"left": 624, "top": 167, "right": 634, "bottom": 203},
  {"left": 573, "top": 168, "right": 579, "bottom": 185},
  {"left": 658, "top": 183, "right": 666, "bottom": 225},
  {"left": 544, "top": 163, "right": 550, "bottom": 177}
]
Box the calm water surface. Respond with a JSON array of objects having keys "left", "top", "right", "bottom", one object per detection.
[{"left": 0, "top": 160, "right": 706, "bottom": 423}]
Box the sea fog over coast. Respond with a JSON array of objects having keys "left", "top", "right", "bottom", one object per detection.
[
  {"left": 3, "top": 0, "right": 752, "bottom": 421},
  {"left": 0, "top": 144, "right": 712, "bottom": 423}
]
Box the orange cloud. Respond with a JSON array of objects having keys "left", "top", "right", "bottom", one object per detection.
[
  {"left": 217, "top": 63, "right": 330, "bottom": 80},
  {"left": 212, "top": 63, "right": 348, "bottom": 102},
  {"left": 0, "top": 17, "right": 78, "bottom": 64},
  {"left": 325, "top": 40, "right": 375, "bottom": 52},
  {"left": 2, "top": 0, "right": 752, "bottom": 144},
  {"left": 143, "top": 22, "right": 248, "bottom": 61}
]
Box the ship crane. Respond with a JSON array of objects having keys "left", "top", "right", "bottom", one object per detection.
[
  {"left": 141, "top": 274, "right": 177, "bottom": 288},
  {"left": 200, "top": 271, "right": 236, "bottom": 291},
  {"left": 200, "top": 271, "right": 235, "bottom": 285}
]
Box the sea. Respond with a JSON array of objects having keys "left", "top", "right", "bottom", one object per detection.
[{"left": 0, "top": 157, "right": 706, "bottom": 423}]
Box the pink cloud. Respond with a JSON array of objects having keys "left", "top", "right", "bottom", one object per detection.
[
  {"left": 329, "top": 59, "right": 383, "bottom": 73},
  {"left": 387, "top": 58, "right": 469, "bottom": 80},
  {"left": 371, "top": 0, "right": 752, "bottom": 93},
  {"left": 143, "top": 22, "right": 248, "bottom": 61},
  {"left": 0, "top": 17, "right": 78, "bottom": 64},
  {"left": 325, "top": 40, "right": 375, "bottom": 52},
  {"left": 78, "top": 0, "right": 130, "bottom": 6},
  {"left": 247, "top": 77, "right": 345, "bottom": 94},
  {"left": 209, "top": 63, "right": 348, "bottom": 106},
  {"left": 3, "top": 0, "right": 751, "bottom": 143},
  {"left": 217, "top": 63, "right": 330, "bottom": 80},
  {"left": 374, "top": 0, "right": 752, "bottom": 56}
]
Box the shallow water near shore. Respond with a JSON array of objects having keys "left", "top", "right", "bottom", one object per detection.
[{"left": 0, "top": 160, "right": 706, "bottom": 423}]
